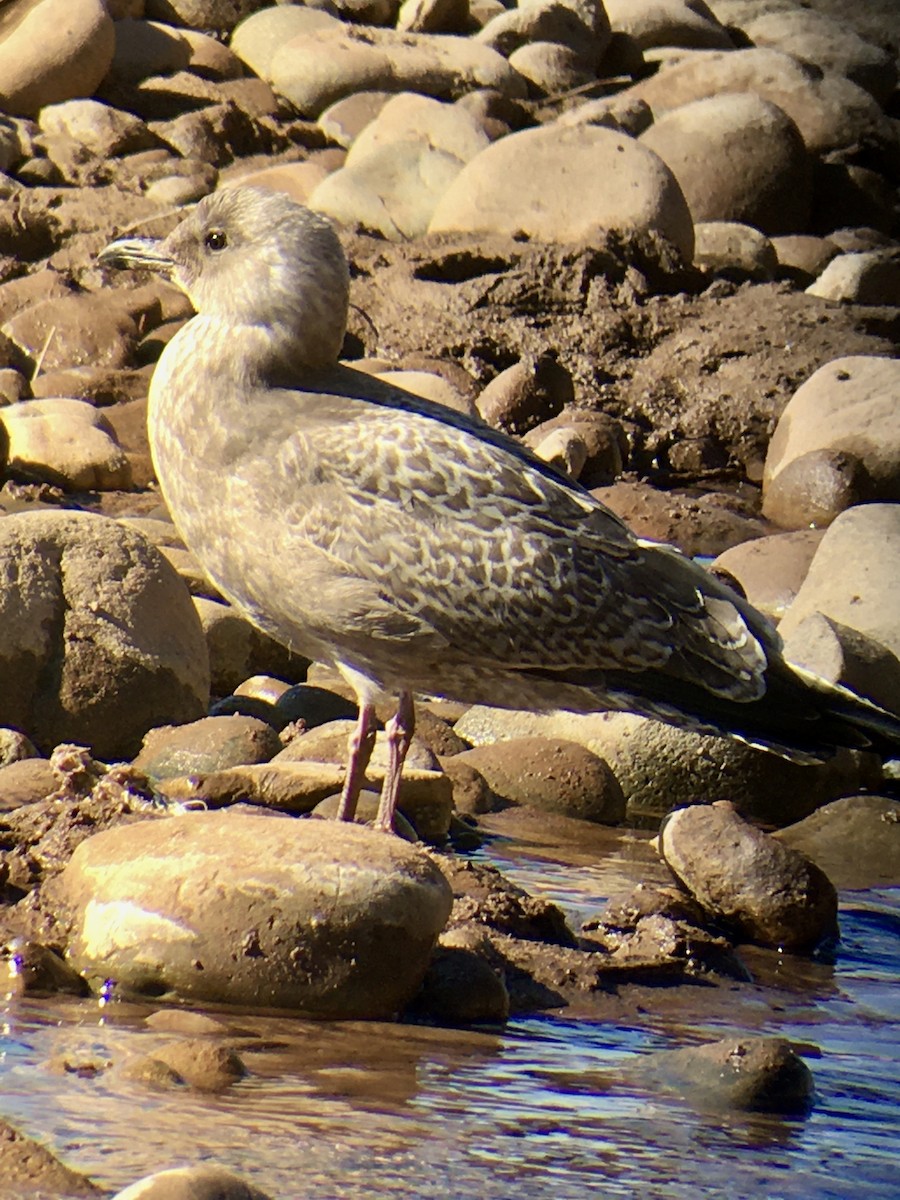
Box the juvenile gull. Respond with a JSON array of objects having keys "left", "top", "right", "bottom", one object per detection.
[{"left": 99, "top": 187, "right": 900, "bottom": 833}]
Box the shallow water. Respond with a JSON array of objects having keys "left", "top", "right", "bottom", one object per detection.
[{"left": 0, "top": 836, "right": 897, "bottom": 1199}]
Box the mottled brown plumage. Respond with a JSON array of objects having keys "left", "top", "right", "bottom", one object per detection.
[{"left": 99, "top": 187, "right": 900, "bottom": 833}]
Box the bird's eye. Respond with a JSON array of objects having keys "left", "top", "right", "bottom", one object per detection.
[{"left": 204, "top": 230, "right": 227, "bottom": 251}]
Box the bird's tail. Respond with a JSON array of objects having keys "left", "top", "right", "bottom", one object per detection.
[
  {"left": 779, "top": 661, "right": 900, "bottom": 761},
  {"left": 578, "top": 657, "right": 900, "bottom": 764}
]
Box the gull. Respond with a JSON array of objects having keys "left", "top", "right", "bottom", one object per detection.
[{"left": 98, "top": 187, "right": 900, "bottom": 834}]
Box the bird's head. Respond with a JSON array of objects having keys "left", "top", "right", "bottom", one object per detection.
[{"left": 98, "top": 187, "right": 351, "bottom": 371}]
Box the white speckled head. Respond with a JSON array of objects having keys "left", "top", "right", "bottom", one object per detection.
[{"left": 100, "top": 186, "right": 351, "bottom": 370}]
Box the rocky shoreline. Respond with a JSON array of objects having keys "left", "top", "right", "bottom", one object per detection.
[{"left": 0, "top": 0, "right": 898, "bottom": 1196}]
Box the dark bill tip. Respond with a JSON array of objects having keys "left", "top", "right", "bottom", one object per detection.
[{"left": 97, "top": 237, "right": 174, "bottom": 275}]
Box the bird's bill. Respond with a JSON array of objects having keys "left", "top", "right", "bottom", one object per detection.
[{"left": 97, "top": 236, "right": 174, "bottom": 276}]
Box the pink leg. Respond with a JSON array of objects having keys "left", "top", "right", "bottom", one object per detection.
[
  {"left": 336, "top": 702, "right": 376, "bottom": 823},
  {"left": 375, "top": 691, "right": 415, "bottom": 834}
]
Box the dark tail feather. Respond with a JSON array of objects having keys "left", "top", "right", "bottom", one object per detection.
[{"left": 786, "top": 662, "right": 900, "bottom": 759}]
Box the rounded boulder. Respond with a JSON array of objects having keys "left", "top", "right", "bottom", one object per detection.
[
  {"left": 660, "top": 801, "right": 838, "bottom": 951},
  {"left": 428, "top": 124, "right": 695, "bottom": 259},
  {"left": 60, "top": 810, "right": 453, "bottom": 1017},
  {"left": 639, "top": 92, "right": 811, "bottom": 236},
  {"left": 0, "top": 510, "right": 209, "bottom": 759},
  {"left": 0, "top": 0, "right": 114, "bottom": 117}
]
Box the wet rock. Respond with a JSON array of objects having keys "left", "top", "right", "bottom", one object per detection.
[
  {"left": 781, "top": 613, "right": 900, "bottom": 716},
  {"left": 806, "top": 251, "right": 900, "bottom": 305},
  {"left": 269, "top": 26, "right": 524, "bottom": 117},
  {"left": 764, "top": 357, "right": 900, "bottom": 505},
  {"left": 777, "top": 504, "right": 900, "bottom": 660},
  {"left": 659, "top": 801, "right": 838, "bottom": 951},
  {"left": 0, "top": 0, "right": 115, "bottom": 117},
  {"left": 452, "top": 736, "right": 626, "bottom": 824},
  {"left": 110, "top": 1165, "right": 272, "bottom": 1200},
  {"left": 439, "top": 854, "right": 575, "bottom": 945},
  {"left": 119, "top": 1055, "right": 184, "bottom": 1091},
  {"left": 453, "top": 707, "right": 881, "bottom": 827},
  {"left": 309, "top": 93, "right": 490, "bottom": 239},
  {"left": 2, "top": 939, "right": 89, "bottom": 996},
  {"left": 410, "top": 945, "right": 510, "bottom": 1023},
  {"left": 711, "top": 530, "right": 824, "bottom": 623},
  {"left": 476, "top": 355, "right": 573, "bottom": 435},
  {"left": 605, "top": 0, "right": 732, "bottom": 50},
  {"left": 0, "top": 510, "right": 209, "bottom": 759},
  {"left": 0, "top": 1117, "right": 101, "bottom": 1198},
  {"left": 429, "top": 125, "right": 694, "bottom": 259},
  {"left": 140, "top": 1038, "right": 247, "bottom": 1092},
  {"left": 763, "top": 448, "right": 874, "bottom": 529},
  {"left": 625, "top": 46, "right": 895, "bottom": 158},
  {"left": 775, "top": 794, "right": 900, "bottom": 890},
  {"left": 581, "top": 882, "right": 748, "bottom": 981},
  {"left": 2, "top": 397, "right": 132, "bottom": 491},
  {"left": 642, "top": 1035, "right": 814, "bottom": 1114},
  {"left": 145, "top": 1010, "right": 234, "bottom": 1036},
  {"left": 692, "top": 220, "right": 778, "bottom": 281},
  {"left": 640, "top": 93, "right": 810, "bottom": 236},
  {"left": 0, "top": 758, "right": 56, "bottom": 811},
  {"left": 59, "top": 810, "right": 452, "bottom": 1017},
  {"left": 133, "top": 715, "right": 283, "bottom": 781}
]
